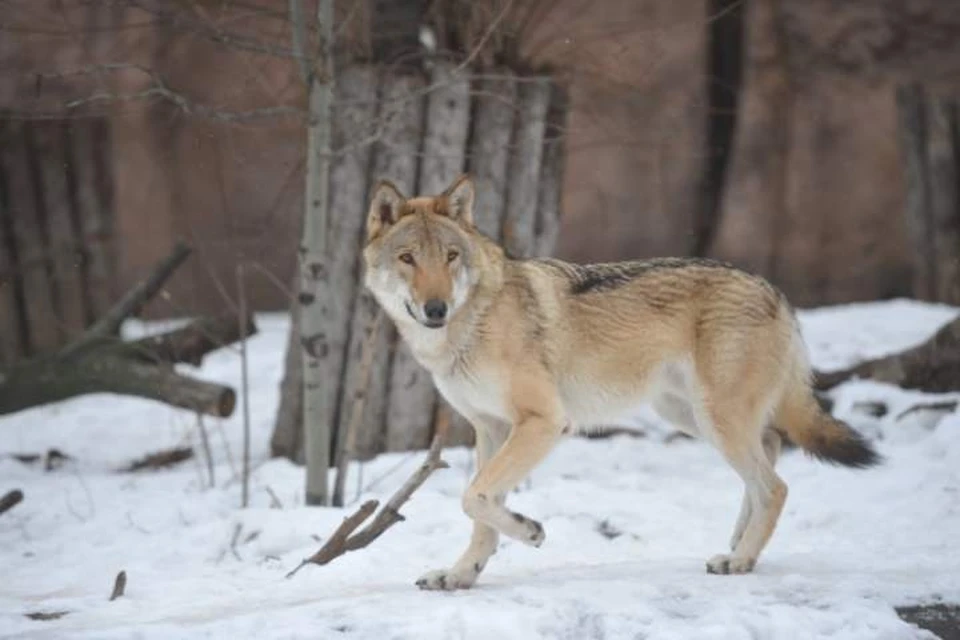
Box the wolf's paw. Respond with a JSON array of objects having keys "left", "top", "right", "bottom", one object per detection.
[
  {"left": 511, "top": 513, "right": 545, "bottom": 547},
  {"left": 415, "top": 567, "right": 478, "bottom": 591},
  {"left": 705, "top": 553, "right": 755, "bottom": 575}
]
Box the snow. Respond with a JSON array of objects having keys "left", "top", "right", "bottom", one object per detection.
[{"left": 2, "top": 299, "right": 959, "bottom": 640}]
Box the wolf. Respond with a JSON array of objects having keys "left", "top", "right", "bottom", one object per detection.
[{"left": 361, "top": 174, "right": 880, "bottom": 590}]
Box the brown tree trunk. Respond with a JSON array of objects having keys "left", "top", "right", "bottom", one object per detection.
[
  {"left": 895, "top": 85, "right": 960, "bottom": 305},
  {"left": 708, "top": 0, "right": 791, "bottom": 277}
]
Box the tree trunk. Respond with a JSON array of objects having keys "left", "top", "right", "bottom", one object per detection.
[
  {"left": 815, "top": 316, "right": 960, "bottom": 393},
  {"left": 299, "top": 0, "right": 336, "bottom": 507},
  {"left": 708, "top": 0, "right": 791, "bottom": 278},
  {"left": 386, "top": 61, "right": 471, "bottom": 451},
  {"left": 535, "top": 83, "right": 570, "bottom": 257},
  {"left": 895, "top": 85, "right": 960, "bottom": 305},
  {"left": 0, "top": 242, "right": 255, "bottom": 419},
  {"left": 468, "top": 72, "right": 517, "bottom": 242},
  {"left": 502, "top": 77, "right": 551, "bottom": 258},
  {"left": 0, "top": 353, "right": 236, "bottom": 418},
  {"left": 271, "top": 275, "right": 304, "bottom": 462},
  {"left": 347, "top": 72, "right": 425, "bottom": 458}
]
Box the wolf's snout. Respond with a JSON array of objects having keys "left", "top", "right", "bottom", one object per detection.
[{"left": 423, "top": 299, "right": 448, "bottom": 326}]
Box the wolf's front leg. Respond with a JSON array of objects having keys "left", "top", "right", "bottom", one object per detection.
[
  {"left": 461, "top": 406, "right": 563, "bottom": 547},
  {"left": 417, "top": 426, "right": 506, "bottom": 591}
]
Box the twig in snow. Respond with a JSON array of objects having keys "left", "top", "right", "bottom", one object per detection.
[
  {"left": 582, "top": 426, "right": 647, "bottom": 440},
  {"left": 196, "top": 414, "right": 215, "bottom": 487},
  {"left": 286, "top": 421, "right": 450, "bottom": 579},
  {"left": 0, "top": 489, "right": 24, "bottom": 516},
  {"left": 237, "top": 262, "right": 252, "bottom": 508},
  {"left": 109, "top": 571, "right": 127, "bottom": 601},
  {"left": 24, "top": 610, "right": 69, "bottom": 621},
  {"left": 230, "top": 523, "right": 243, "bottom": 561},
  {"left": 895, "top": 400, "right": 958, "bottom": 421},
  {"left": 265, "top": 486, "right": 284, "bottom": 509},
  {"left": 122, "top": 447, "right": 194, "bottom": 472}
]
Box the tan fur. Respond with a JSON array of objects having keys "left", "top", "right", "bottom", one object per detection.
[{"left": 362, "top": 174, "right": 880, "bottom": 590}]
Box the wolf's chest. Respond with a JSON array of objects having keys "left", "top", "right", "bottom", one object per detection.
[{"left": 432, "top": 370, "right": 510, "bottom": 425}]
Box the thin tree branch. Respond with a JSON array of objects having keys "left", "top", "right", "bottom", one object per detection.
[{"left": 286, "top": 420, "right": 450, "bottom": 578}]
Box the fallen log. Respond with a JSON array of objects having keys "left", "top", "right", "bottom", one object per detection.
[
  {"left": 0, "top": 243, "right": 256, "bottom": 419},
  {"left": 130, "top": 313, "right": 256, "bottom": 366},
  {"left": 814, "top": 316, "right": 960, "bottom": 393},
  {"left": 0, "top": 354, "right": 235, "bottom": 417}
]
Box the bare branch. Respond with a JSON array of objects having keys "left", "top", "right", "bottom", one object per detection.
[
  {"left": 63, "top": 241, "right": 191, "bottom": 355},
  {"left": 286, "top": 420, "right": 450, "bottom": 578}
]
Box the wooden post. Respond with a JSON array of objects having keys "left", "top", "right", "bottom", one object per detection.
[
  {"left": 386, "top": 62, "right": 470, "bottom": 451},
  {"left": 344, "top": 72, "right": 426, "bottom": 458}
]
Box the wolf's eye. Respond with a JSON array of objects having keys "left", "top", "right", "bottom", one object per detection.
[
  {"left": 398, "top": 252, "right": 415, "bottom": 265},
  {"left": 447, "top": 249, "right": 460, "bottom": 263}
]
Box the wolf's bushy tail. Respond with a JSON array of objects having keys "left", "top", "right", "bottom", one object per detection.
[{"left": 774, "top": 332, "right": 881, "bottom": 469}]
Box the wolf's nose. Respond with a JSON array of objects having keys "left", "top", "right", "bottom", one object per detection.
[{"left": 423, "top": 299, "right": 448, "bottom": 322}]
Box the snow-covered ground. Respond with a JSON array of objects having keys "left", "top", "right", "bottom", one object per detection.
[{"left": 2, "top": 299, "right": 959, "bottom": 639}]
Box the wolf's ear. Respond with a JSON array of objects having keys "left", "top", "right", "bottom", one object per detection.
[
  {"left": 443, "top": 174, "right": 475, "bottom": 225},
  {"left": 366, "top": 180, "right": 405, "bottom": 241}
]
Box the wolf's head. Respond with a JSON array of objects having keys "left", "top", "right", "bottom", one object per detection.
[{"left": 362, "top": 174, "right": 483, "bottom": 330}]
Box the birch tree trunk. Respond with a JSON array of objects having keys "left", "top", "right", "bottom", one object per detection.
[{"left": 299, "top": 0, "right": 335, "bottom": 507}]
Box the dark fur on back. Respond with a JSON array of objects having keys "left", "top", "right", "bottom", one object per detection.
[{"left": 534, "top": 257, "right": 777, "bottom": 296}]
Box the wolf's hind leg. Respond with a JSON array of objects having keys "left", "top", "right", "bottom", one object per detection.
[
  {"left": 706, "top": 420, "right": 787, "bottom": 575},
  {"left": 729, "top": 428, "right": 782, "bottom": 551},
  {"left": 417, "top": 424, "right": 507, "bottom": 591}
]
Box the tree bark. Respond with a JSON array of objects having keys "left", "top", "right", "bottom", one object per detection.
[
  {"left": 131, "top": 312, "right": 256, "bottom": 366},
  {"left": 895, "top": 85, "right": 960, "bottom": 305},
  {"left": 502, "top": 76, "right": 551, "bottom": 258},
  {"left": 535, "top": 83, "right": 569, "bottom": 257},
  {"left": 708, "top": 0, "right": 791, "bottom": 278},
  {"left": 386, "top": 61, "right": 470, "bottom": 452},
  {"left": 0, "top": 353, "right": 235, "bottom": 417},
  {"left": 366, "top": 73, "right": 425, "bottom": 455},
  {"left": 271, "top": 275, "right": 304, "bottom": 462},
  {"left": 468, "top": 72, "right": 517, "bottom": 242},
  {"left": 299, "top": 0, "right": 335, "bottom": 506},
  {"left": 0, "top": 242, "right": 250, "bottom": 419}
]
